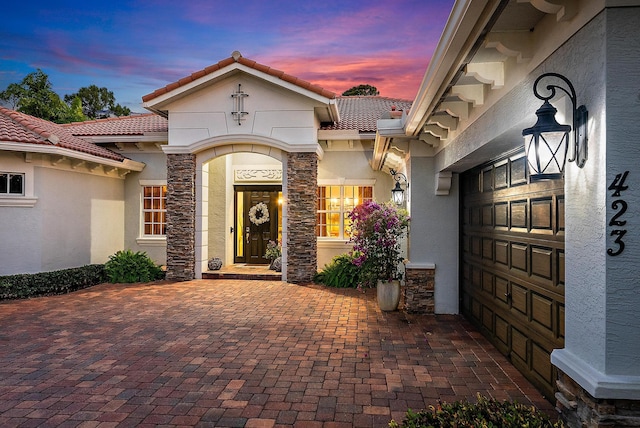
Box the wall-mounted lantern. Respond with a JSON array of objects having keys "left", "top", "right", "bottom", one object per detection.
[
  {"left": 522, "top": 72, "right": 588, "bottom": 180},
  {"left": 390, "top": 169, "right": 409, "bottom": 205}
]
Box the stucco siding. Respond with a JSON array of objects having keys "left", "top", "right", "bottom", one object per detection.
[
  {"left": 604, "top": 6, "right": 640, "bottom": 376},
  {"left": 123, "top": 152, "right": 167, "bottom": 265},
  {"left": 37, "top": 167, "right": 124, "bottom": 272},
  {"left": 166, "top": 75, "right": 320, "bottom": 149},
  {"left": 0, "top": 154, "right": 40, "bottom": 275},
  {"left": 207, "top": 156, "right": 227, "bottom": 262},
  {"left": 408, "top": 156, "right": 459, "bottom": 314}
]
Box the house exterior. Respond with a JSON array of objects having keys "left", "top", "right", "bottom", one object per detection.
[
  {"left": 1, "top": 0, "right": 639, "bottom": 425},
  {"left": 0, "top": 56, "right": 410, "bottom": 282}
]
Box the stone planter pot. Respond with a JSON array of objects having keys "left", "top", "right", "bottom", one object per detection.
[{"left": 377, "top": 280, "right": 401, "bottom": 311}]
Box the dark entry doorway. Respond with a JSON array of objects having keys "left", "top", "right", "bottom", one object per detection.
[{"left": 234, "top": 186, "right": 282, "bottom": 264}]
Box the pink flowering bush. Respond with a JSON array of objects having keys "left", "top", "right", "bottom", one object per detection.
[{"left": 348, "top": 200, "right": 410, "bottom": 288}]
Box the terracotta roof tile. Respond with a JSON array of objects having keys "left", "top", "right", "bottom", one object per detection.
[
  {"left": 63, "top": 113, "right": 168, "bottom": 136},
  {"left": 321, "top": 96, "right": 412, "bottom": 133},
  {"left": 0, "top": 107, "right": 125, "bottom": 161},
  {"left": 142, "top": 52, "right": 336, "bottom": 103}
]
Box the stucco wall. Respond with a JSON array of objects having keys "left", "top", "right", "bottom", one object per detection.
[
  {"left": 38, "top": 167, "right": 125, "bottom": 270},
  {"left": 165, "top": 75, "right": 321, "bottom": 150},
  {"left": 207, "top": 156, "right": 227, "bottom": 262},
  {"left": 0, "top": 154, "right": 40, "bottom": 275},
  {"left": 408, "top": 156, "right": 459, "bottom": 314},
  {"left": 603, "top": 6, "right": 640, "bottom": 376},
  {"left": 0, "top": 160, "right": 125, "bottom": 275},
  {"left": 123, "top": 152, "right": 167, "bottom": 265}
]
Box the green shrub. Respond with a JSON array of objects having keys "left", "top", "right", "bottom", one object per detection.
[
  {"left": 105, "top": 250, "right": 165, "bottom": 283},
  {"left": 0, "top": 264, "right": 107, "bottom": 300},
  {"left": 389, "top": 394, "right": 563, "bottom": 428},
  {"left": 314, "top": 253, "right": 362, "bottom": 288}
]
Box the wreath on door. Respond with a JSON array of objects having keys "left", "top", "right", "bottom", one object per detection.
[{"left": 249, "top": 202, "right": 270, "bottom": 225}]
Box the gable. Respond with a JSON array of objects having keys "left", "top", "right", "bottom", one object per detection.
[
  {"left": 143, "top": 51, "right": 337, "bottom": 123},
  {"left": 144, "top": 54, "right": 339, "bottom": 151}
]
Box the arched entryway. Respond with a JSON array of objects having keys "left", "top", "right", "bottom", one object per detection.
[{"left": 164, "top": 136, "right": 318, "bottom": 284}]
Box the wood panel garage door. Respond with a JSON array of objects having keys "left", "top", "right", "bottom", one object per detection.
[{"left": 460, "top": 150, "right": 564, "bottom": 400}]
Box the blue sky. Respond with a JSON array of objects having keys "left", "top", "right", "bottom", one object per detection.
[{"left": 1, "top": 1, "right": 454, "bottom": 112}]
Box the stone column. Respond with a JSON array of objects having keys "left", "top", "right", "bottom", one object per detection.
[
  {"left": 286, "top": 152, "right": 317, "bottom": 284},
  {"left": 402, "top": 265, "right": 435, "bottom": 314},
  {"left": 166, "top": 153, "right": 196, "bottom": 281}
]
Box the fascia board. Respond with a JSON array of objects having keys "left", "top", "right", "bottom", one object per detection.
[
  {"left": 81, "top": 134, "right": 168, "bottom": 144},
  {"left": 317, "top": 129, "right": 362, "bottom": 140},
  {"left": 0, "top": 142, "right": 145, "bottom": 171},
  {"left": 405, "top": 0, "right": 499, "bottom": 136}
]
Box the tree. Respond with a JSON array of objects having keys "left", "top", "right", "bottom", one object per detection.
[
  {"left": 342, "top": 84, "right": 380, "bottom": 96},
  {"left": 63, "top": 96, "right": 88, "bottom": 123},
  {"left": 0, "top": 83, "right": 24, "bottom": 109},
  {"left": 64, "top": 85, "right": 130, "bottom": 119},
  {"left": 0, "top": 69, "right": 69, "bottom": 122}
]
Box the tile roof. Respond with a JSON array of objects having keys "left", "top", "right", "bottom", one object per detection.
[
  {"left": 63, "top": 113, "right": 168, "bottom": 136},
  {"left": 0, "top": 107, "right": 125, "bottom": 162},
  {"left": 321, "top": 96, "right": 412, "bottom": 132},
  {"left": 142, "top": 51, "right": 336, "bottom": 103}
]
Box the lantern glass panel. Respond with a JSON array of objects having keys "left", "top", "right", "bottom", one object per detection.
[{"left": 524, "top": 130, "right": 569, "bottom": 180}]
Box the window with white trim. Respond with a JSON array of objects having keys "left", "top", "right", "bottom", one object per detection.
[
  {"left": 0, "top": 172, "right": 25, "bottom": 196},
  {"left": 142, "top": 184, "right": 167, "bottom": 236},
  {"left": 317, "top": 185, "right": 373, "bottom": 239}
]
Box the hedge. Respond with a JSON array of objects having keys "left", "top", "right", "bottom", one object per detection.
[{"left": 0, "top": 264, "right": 107, "bottom": 300}]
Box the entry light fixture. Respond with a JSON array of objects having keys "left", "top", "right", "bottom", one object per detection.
[
  {"left": 390, "top": 169, "right": 409, "bottom": 206},
  {"left": 522, "top": 72, "right": 588, "bottom": 181}
]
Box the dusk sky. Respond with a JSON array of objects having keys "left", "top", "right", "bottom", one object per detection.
[{"left": 1, "top": 1, "right": 455, "bottom": 112}]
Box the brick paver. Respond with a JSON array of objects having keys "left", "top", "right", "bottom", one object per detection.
[{"left": 0, "top": 280, "right": 555, "bottom": 427}]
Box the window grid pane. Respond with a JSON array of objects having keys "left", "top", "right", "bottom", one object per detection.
[
  {"left": 317, "top": 185, "right": 373, "bottom": 238},
  {"left": 142, "top": 185, "right": 167, "bottom": 236}
]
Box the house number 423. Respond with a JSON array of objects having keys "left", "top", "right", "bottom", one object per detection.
[{"left": 607, "top": 171, "right": 629, "bottom": 257}]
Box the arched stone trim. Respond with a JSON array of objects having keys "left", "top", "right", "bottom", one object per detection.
[
  {"left": 162, "top": 133, "right": 324, "bottom": 160},
  {"left": 285, "top": 152, "right": 318, "bottom": 284},
  {"left": 166, "top": 153, "right": 196, "bottom": 281}
]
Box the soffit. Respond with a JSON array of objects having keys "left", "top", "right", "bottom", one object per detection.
[{"left": 404, "top": 0, "right": 604, "bottom": 166}]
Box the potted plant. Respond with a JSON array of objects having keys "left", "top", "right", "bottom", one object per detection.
[
  {"left": 265, "top": 239, "right": 282, "bottom": 271},
  {"left": 348, "top": 200, "right": 410, "bottom": 310}
]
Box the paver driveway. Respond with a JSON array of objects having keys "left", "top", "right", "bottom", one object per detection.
[{"left": 0, "top": 280, "right": 555, "bottom": 427}]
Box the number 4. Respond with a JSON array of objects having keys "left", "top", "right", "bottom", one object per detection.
[{"left": 608, "top": 171, "right": 629, "bottom": 197}]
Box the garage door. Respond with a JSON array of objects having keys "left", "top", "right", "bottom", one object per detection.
[{"left": 460, "top": 149, "right": 564, "bottom": 400}]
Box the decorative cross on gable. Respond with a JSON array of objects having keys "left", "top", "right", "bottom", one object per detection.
[{"left": 231, "top": 84, "right": 249, "bottom": 125}]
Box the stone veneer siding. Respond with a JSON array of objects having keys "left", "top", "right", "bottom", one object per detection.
[
  {"left": 556, "top": 370, "right": 640, "bottom": 428},
  {"left": 166, "top": 153, "right": 196, "bottom": 281},
  {"left": 286, "top": 152, "right": 317, "bottom": 284},
  {"left": 402, "top": 267, "right": 435, "bottom": 314}
]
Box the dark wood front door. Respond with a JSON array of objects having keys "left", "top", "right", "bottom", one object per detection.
[
  {"left": 460, "top": 149, "right": 565, "bottom": 401},
  {"left": 234, "top": 186, "right": 280, "bottom": 264}
]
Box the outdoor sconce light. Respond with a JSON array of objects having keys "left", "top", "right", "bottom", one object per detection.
[
  {"left": 522, "top": 72, "right": 588, "bottom": 181},
  {"left": 390, "top": 169, "right": 409, "bottom": 205}
]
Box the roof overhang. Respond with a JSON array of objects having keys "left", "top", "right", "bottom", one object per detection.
[
  {"left": 399, "top": 0, "right": 605, "bottom": 170},
  {"left": 79, "top": 132, "right": 168, "bottom": 144},
  {"left": 405, "top": 0, "right": 505, "bottom": 137},
  {"left": 0, "top": 142, "right": 146, "bottom": 172}
]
